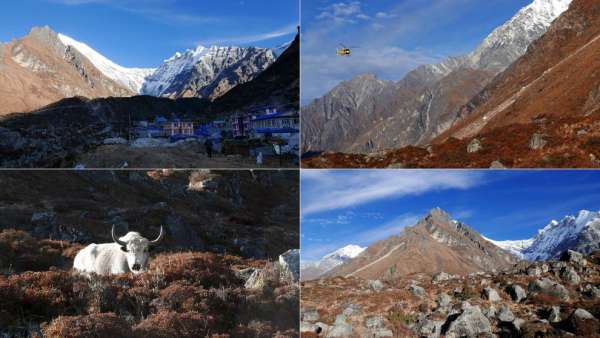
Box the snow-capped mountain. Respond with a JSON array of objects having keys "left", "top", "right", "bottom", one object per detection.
[
  {"left": 300, "top": 245, "right": 365, "bottom": 281},
  {"left": 141, "top": 45, "right": 275, "bottom": 100},
  {"left": 58, "top": 33, "right": 155, "bottom": 93},
  {"left": 424, "top": 0, "right": 572, "bottom": 78},
  {"left": 483, "top": 237, "right": 534, "bottom": 259},
  {"left": 486, "top": 210, "right": 600, "bottom": 261}
]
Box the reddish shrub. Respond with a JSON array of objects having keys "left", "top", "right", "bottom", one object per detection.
[
  {"left": 133, "top": 311, "right": 216, "bottom": 338},
  {"left": 149, "top": 252, "right": 241, "bottom": 288},
  {"left": 42, "top": 313, "right": 132, "bottom": 338}
]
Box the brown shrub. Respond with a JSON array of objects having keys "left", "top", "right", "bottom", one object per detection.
[
  {"left": 0, "top": 229, "right": 80, "bottom": 272},
  {"left": 42, "top": 313, "right": 132, "bottom": 338},
  {"left": 133, "top": 311, "right": 216, "bottom": 338},
  {"left": 150, "top": 252, "right": 241, "bottom": 288}
]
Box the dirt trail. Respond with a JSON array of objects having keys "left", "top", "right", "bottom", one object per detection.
[{"left": 346, "top": 243, "right": 405, "bottom": 278}]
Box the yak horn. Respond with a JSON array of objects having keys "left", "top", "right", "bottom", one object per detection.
[
  {"left": 112, "top": 224, "right": 127, "bottom": 247},
  {"left": 150, "top": 226, "right": 164, "bottom": 244}
]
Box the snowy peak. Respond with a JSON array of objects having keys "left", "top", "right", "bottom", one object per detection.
[
  {"left": 141, "top": 44, "right": 275, "bottom": 99},
  {"left": 57, "top": 33, "right": 155, "bottom": 93},
  {"left": 486, "top": 210, "right": 600, "bottom": 261},
  {"left": 300, "top": 245, "right": 365, "bottom": 280}
]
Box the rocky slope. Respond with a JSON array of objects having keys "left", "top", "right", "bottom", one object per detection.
[
  {"left": 301, "top": 0, "right": 571, "bottom": 155},
  {"left": 436, "top": 0, "right": 600, "bottom": 155},
  {"left": 0, "top": 26, "right": 134, "bottom": 115},
  {"left": 300, "top": 245, "right": 366, "bottom": 281},
  {"left": 141, "top": 46, "right": 275, "bottom": 100},
  {"left": 325, "top": 209, "right": 518, "bottom": 280},
  {"left": 301, "top": 249, "right": 600, "bottom": 337}
]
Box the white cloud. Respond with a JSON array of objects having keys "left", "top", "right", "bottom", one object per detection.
[
  {"left": 301, "top": 170, "right": 483, "bottom": 216},
  {"left": 316, "top": 1, "right": 367, "bottom": 24},
  {"left": 197, "top": 24, "right": 297, "bottom": 45},
  {"left": 375, "top": 11, "right": 396, "bottom": 19}
]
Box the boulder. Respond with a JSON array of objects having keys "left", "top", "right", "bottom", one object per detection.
[
  {"left": 506, "top": 284, "right": 527, "bottom": 302},
  {"left": 559, "top": 266, "right": 581, "bottom": 285},
  {"left": 529, "top": 133, "right": 548, "bottom": 150},
  {"left": 300, "top": 321, "right": 318, "bottom": 333},
  {"left": 482, "top": 287, "right": 501, "bottom": 302},
  {"left": 548, "top": 306, "right": 561, "bottom": 323},
  {"left": 326, "top": 315, "right": 352, "bottom": 338},
  {"left": 567, "top": 308, "right": 600, "bottom": 336},
  {"left": 528, "top": 278, "right": 570, "bottom": 301},
  {"left": 368, "top": 280, "right": 384, "bottom": 292},
  {"left": 342, "top": 303, "right": 361, "bottom": 317},
  {"left": 526, "top": 265, "right": 542, "bottom": 276},
  {"left": 490, "top": 160, "right": 506, "bottom": 169},
  {"left": 467, "top": 139, "right": 483, "bottom": 153},
  {"left": 302, "top": 309, "right": 320, "bottom": 322},
  {"left": 279, "top": 249, "right": 299, "bottom": 282},
  {"left": 432, "top": 272, "right": 452, "bottom": 283},
  {"left": 443, "top": 306, "right": 492, "bottom": 338},
  {"left": 365, "top": 315, "right": 385, "bottom": 329},
  {"left": 437, "top": 293, "right": 453, "bottom": 308},
  {"left": 560, "top": 250, "right": 587, "bottom": 266},
  {"left": 409, "top": 284, "right": 426, "bottom": 298},
  {"left": 497, "top": 304, "right": 515, "bottom": 322},
  {"left": 415, "top": 317, "right": 443, "bottom": 338}
]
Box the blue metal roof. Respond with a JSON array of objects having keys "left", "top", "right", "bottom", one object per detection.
[{"left": 255, "top": 127, "right": 299, "bottom": 134}]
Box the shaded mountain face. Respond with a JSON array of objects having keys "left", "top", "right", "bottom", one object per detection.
[
  {"left": 300, "top": 245, "right": 365, "bottom": 281},
  {"left": 439, "top": 0, "right": 600, "bottom": 142},
  {"left": 211, "top": 34, "right": 300, "bottom": 113},
  {"left": 301, "top": 0, "right": 571, "bottom": 154},
  {"left": 325, "top": 208, "right": 518, "bottom": 280},
  {"left": 141, "top": 46, "right": 275, "bottom": 100},
  {"left": 0, "top": 26, "right": 133, "bottom": 115}
]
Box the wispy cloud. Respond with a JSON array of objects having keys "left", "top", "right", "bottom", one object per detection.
[
  {"left": 197, "top": 23, "right": 297, "bottom": 45},
  {"left": 48, "top": 0, "right": 222, "bottom": 26},
  {"left": 301, "top": 213, "right": 419, "bottom": 261},
  {"left": 301, "top": 170, "right": 483, "bottom": 216},
  {"left": 316, "top": 1, "right": 369, "bottom": 24}
]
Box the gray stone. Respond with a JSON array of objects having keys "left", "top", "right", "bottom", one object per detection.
[
  {"left": 437, "top": 293, "right": 453, "bottom": 308},
  {"left": 368, "top": 280, "right": 384, "bottom": 292},
  {"left": 560, "top": 250, "right": 587, "bottom": 266},
  {"left": 279, "top": 249, "right": 299, "bottom": 282},
  {"left": 506, "top": 284, "right": 527, "bottom": 302},
  {"left": 444, "top": 306, "right": 492, "bottom": 338},
  {"left": 415, "top": 317, "right": 443, "bottom": 338},
  {"left": 343, "top": 303, "right": 361, "bottom": 317},
  {"left": 432, "top": 272, "right": 452, "bottom": 283},
  {"left": 409, "top": 284, "right": 426, "bottom": 298},
  {"left": 568, "top": 308, "right": 600, "bottom": 336},
  {"left": 497, "top": 304, "right": 515, "bottom": 322},
  {"left": 482, "top": 287, "right": 501, "bottom": 302},
  {"left": 527, "top": 265, "right": 543, "bottom": 276},
  {"left": 302, "top": 309, "right": 320, "bottom": 322},
  {"left": 326, "top": 315, "right": 352, "bottom": 338},
  {"left": 371, "top": 328, "right": 393, "bottom": 337},
  {"left": 490, "top": 160, "right": 506, "bottom": 169},
  {"left": 560, "top": 266, "right": 581, "bottom": 285},
  {"left": 528, "top": 278, "right": 570, "bottom": 301},
  {"left": 548, "top": 306, "right": 561, "bottom": 323},
  {"left": 467, "top": 139, "right": 483, "bottom": 153},
  {"left": 529, "top": 133, "right": 548, "bottom": 150},
  {"left": 300, "top": 321, "right": 318, "bottom": 333},
  {"left": 365, "top": 315, "right": 385, "bottom": 329}
]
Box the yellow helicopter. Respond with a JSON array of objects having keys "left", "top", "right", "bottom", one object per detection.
[{"left": 336, "top": 44, "right": 358, "bottom": 56}]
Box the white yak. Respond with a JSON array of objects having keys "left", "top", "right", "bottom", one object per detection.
[{"left": 73, "top": 225, "right": 164, "bottom": 275}]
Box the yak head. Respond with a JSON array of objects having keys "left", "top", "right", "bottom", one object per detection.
[{"left": 112, "top": 225, "right": 164, "bottom": 274}]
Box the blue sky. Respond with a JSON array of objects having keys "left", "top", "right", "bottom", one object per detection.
[
  {"left": 0, "top": 0, "right": 298, "bottom": 68},
  {"left": 301, "top": 170, "right": 600, "bottom": 262},
  {"left": 301, "top": 0, "right": 534, "bottom": 104}
]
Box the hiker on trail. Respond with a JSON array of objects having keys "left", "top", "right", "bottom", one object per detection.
[{"left": 204, "top": 138, "right": 213, "bottom": 158}]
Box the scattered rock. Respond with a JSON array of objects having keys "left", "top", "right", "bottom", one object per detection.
[
  {"left": 528, "top": 278, "right": 570, "bottom": 302},
  {"left": 567, "top": 308, "right": 599, "bottom": 336},
  {"left": 560, "top": 250, "right": 587, "bottom": 266},
  {"left": 364, "top": 315, "right": 385, "bottom": 329},
  {"left": 368, "top": 280, "right": 384, "bottom": 292},
  {"left": 443, "top": 306, "right": 492, "bottom": 338},
  {"left": 490, "top": 160, "right": 506, "bottom": 169},
  {"left": 529, "top": 133, "right": 548, "bottom": 150},
  {"left": 548, "top": 306, "right": 561, "bottom": 323},
  {"left": 526, "top": 265, "right": 542, "bottom": 276},
  {"left": 415, "top": 317, "right": 443, "bottom": 338},
  {"left": 506, "top": 284, "right": 527, "bottom": 302},
  {"left": 409, "top": 284, "right": 426, "bottom": 298},
  {"left": 482, "top": 287, "right": 501, "bottom": 302},
  {"left": 437, "top": 293, "right": 453, "bottom": 308},
  {"left": 342, "top": 303, "right": 361, "bottom": 317},
  {"left": 302, "top": 309, "right": 319, "bottom": 322},
  {"left": 467, "top": 139, "right": 483, "bottom": 153},
  {"left": 497, "top": 304, "right": 515, "bottom": 322},
  {"left": 279, "top": 249, "right": 299, "bottom": 282},
  {"left": 432, "top": 272, "right": 452, "bottom": 283},
  {"left": 326, "top": 315, "right": 352, "bottom": 338},
  {"left": 559, "top": 266, "right": 581, "bottom": 285}
]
